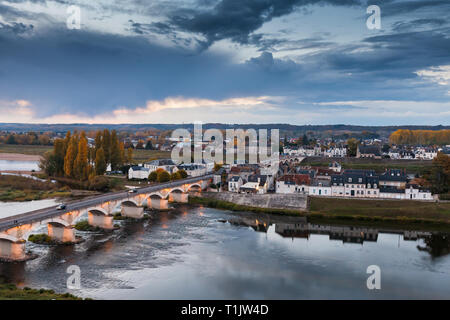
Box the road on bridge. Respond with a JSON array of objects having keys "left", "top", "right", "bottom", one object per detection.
[{"left": 0, "top": 174, "right": 213, "bottom": 232}]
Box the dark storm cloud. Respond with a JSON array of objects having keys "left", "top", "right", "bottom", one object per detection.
[
  {"left": 391, "top": 18, "right": 448, "bottom": 32},
  {"left": 0, "top": 22, "right": 34, "bottom": 35},
  {"left": 377, "top": 0, "right": 450, "bottom": 17},
  {"left": 150, "top": 0, "right": 363, "bottom": 49},
  {"left": 248, "top": 33, "right": 335, "bottom": 52}
]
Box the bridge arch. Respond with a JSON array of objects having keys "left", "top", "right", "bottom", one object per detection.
[
  {"left": 86, "top": 207, "right": 109, "bottom": 216},
  {"left": 47, "top": 218, "right": 71, "bottom": 227},
  {"left": 121, "top": 200, "right": 138, "bottom": 207},
  {"left": 0, "top": 233, "right": 20, "bottom": 243},
  {"left": 187, "top": 183, "right": 202, "bottom": 192}
]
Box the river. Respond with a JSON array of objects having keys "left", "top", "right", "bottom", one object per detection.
[
  {"left": 0, "top": 160, "right": 40, "bottom": 171},
  {"left": 0, "top": 205, "right": 449, "bottom": 299}
]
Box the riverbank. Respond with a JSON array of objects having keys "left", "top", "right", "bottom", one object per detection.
[
  {"left": 0, "top": 153, "right": 42, "bottom": 161},
  {"left": 0, "top": 282, "right": 83, "bottom": 300},
  {"left": 0, "top": 174, "right": 70, "bottom": 201},
  {"left": 192, "top": 195, "right": 450, "bottom": 231}
]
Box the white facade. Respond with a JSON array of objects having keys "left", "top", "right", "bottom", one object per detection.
[
  {"left": 128, "top": 166, "right": 150, "bottom": 180},
  {"left": 228, "top": 177, "right": 243, "bottom": 192},
  {"left": 324, "top": 147, "right": 347, "bottom": 158}
]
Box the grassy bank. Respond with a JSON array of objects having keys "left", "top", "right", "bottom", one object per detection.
[
  {"left": 0, "top": 175, "right": 71, "bottom": 201},
  {"left": 0, "top": 144, "right": 52, "bottom": 156},
  {"left": 0, "top": 282, "right": 82, "bottom": 300},
  {"left": 189, "top": 196, "right": 303, "bottom": 216},
  {"left": 193, "top": 195, "right": 450, "bottom": 231},
  {"left": 131, "top": 149, "right": 171, "bottom": 162},
  {"left": 309, "top": 197, "right": 450, "bottom": 223}
]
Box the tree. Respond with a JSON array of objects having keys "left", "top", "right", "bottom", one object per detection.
[
  {"left": 94, "top": 131, "right": 102, "bottom": 153},
  {"left": 430, "top": 152, "right": 450, "bottom": 194},
  {"left": 170, "top": 171, "right": 182, "bottom": 180},
  {"left": 39, "top": 151, "right": 58, "bottom": 176},
  {"left": 127, "top": 147, "right": 133, "bottom": 164},
  {"left": 95, "top": 147, "right": 107, "bottom": 176},
  {"left": 145, "top": 140, "right": 153, "bottom": 150},
  {"left": 110, "top": 130, "right": 122, "bottom": 170},
  {"left": 347, "top": 138, "right": 359, "bottom": 157},
  {"left": 157, "top": 170, "right": 170, "bottom": 183},
  {"left": 64, "top": 138, "right": 76, "bottom": 178},
  {"left": 177, "top": 169, "right": 188, "bottom": 179},
  {"left": 53, "top": 139, "right": 65, "bottom": 176},
  {"left": 102, "top": 129, "right": 111, "bottom": 164},
  {"left": 74, "top": 133, "right": 89, "bottom": 180},
  {"left": 213, "top": 163, "right": 222, "bottom": 172},
  {"left": 6, "top": 134, "right": 16, "bottom": 144},
  {"left": 148, "top": 171, "right": 158, "bottom": 182}
]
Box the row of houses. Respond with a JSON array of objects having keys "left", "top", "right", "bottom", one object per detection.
[
  {"left": 276, "top": 168, "right": 434, "bottom": 200},
  {"left": 284, "top": 144, "right": 450, "bottom": 160}
]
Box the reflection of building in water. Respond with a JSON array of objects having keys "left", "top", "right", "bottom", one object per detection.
[
  {"left": 275, "top": 223, "right": 378, "bottom": 244},
  {"left": 403, "top": 230, "right": 432, "bottom": 241},
  {"left": 228, "top": 218, "right": 270, "bottom": 233}
]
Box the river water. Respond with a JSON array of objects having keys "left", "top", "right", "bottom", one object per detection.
[
  {"left": 0, "top": 205, "right": 449, "bottom": 299},
  {"left": 0, "top": 160, "right": 40, "bottom": 171}
]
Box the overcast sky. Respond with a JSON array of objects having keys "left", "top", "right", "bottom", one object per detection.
[{"left": 0, "top": 0, "right": 449, "bottom": 125}]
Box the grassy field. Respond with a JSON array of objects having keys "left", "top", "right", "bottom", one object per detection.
[
  {"left": 309, "top": 197, "right": 450, "bottom": 224},
  {"left": 0, "top": 175, "right": 70, "bottom": 201},
  {"left": 302, "top": 157, "right": 433, "bottom": 174},
  {"left": 0, "top": 144, "right": 52, "bottom": 156},
  {"left": 132, "top": 149, "right": 171, "bottom": 162}
]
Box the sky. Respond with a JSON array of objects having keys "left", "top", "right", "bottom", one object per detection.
[{"left": 0, "top": 0, "right": 449, "bottom": 125}]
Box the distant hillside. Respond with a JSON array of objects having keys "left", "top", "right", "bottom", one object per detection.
[{"left": 1, "top": 123, "right": 449, "bottom": 138}]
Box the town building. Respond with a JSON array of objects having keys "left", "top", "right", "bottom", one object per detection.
[
  {"left": 357, "top": 145, "right": 382, "bottom": 159},
  {"left": 276, "top": 174, "right": 311, "bottom": 194},
  {"left": 128, "top": 166, "right": 150, "bottom": 180},
  {"left": 144, "top": 159, "right": 177, "bottom": 173}
]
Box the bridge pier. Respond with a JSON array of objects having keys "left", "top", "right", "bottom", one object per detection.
[
  {"left": 0, "top": 238, "right": 26, "bottom": 261},
  {"left": 88, "top": 212, "right": 114, "bottom": 229},
  {"left": 169, "top": 192, "right": 188, "bottom": 203},
  {"left": 47, "top": 223, "right": 76, "bottom": 243},
  {"left": 121, "top": 205, "right": 145, "bottom": 219},
  {"left": 148, "top": 198, "right": 169, "bottom": 210}
]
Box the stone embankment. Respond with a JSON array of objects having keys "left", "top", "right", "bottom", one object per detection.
[{"left": 203, "top": 192, "right": 308, "bottom": 211}]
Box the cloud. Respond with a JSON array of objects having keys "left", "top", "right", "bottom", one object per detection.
[
  {"left": 154, "top": 0, "right": 362, "bottom": 49},
  {"left": 416, "top": 65, "right": 450, "bottom": 86},
  {"left": 8, "top": 96, "right": 278, "bottom": 124},
  {"left": 0, "top": 99, "right": 34, "bottom": 121}
]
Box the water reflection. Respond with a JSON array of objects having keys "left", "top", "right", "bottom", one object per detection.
[
  {"left": 0, "top": 206, "right": 449, "bottom": 299},
  {"left": 227, "top": 215, "right": 450, "bottom": 257}
]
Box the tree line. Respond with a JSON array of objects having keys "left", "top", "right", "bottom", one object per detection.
[
  {"left": 390, "top": 129, "right": 450, "bottom": 145},
  {"left": 40, "top": 129, "right": 133, "bottom": 181},
  {"left": 0, "top": 132, "right": 53, "bottom": 145}
]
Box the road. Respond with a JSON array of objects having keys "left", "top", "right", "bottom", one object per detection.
[{"left": 0, "top": 174, "right": 213, "bottom": 232}]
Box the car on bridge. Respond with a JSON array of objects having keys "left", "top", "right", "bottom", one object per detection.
[{"left": 56, "top": 204, "right": 67, "bottom": 210}]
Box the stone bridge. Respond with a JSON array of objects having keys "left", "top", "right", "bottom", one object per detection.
[{"left": 0, "top": 175, "right": 212, "bottom": 261}]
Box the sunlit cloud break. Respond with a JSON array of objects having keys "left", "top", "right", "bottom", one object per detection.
[{"left": 1, "top": 96, "right": 277, "bottom": 124}]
